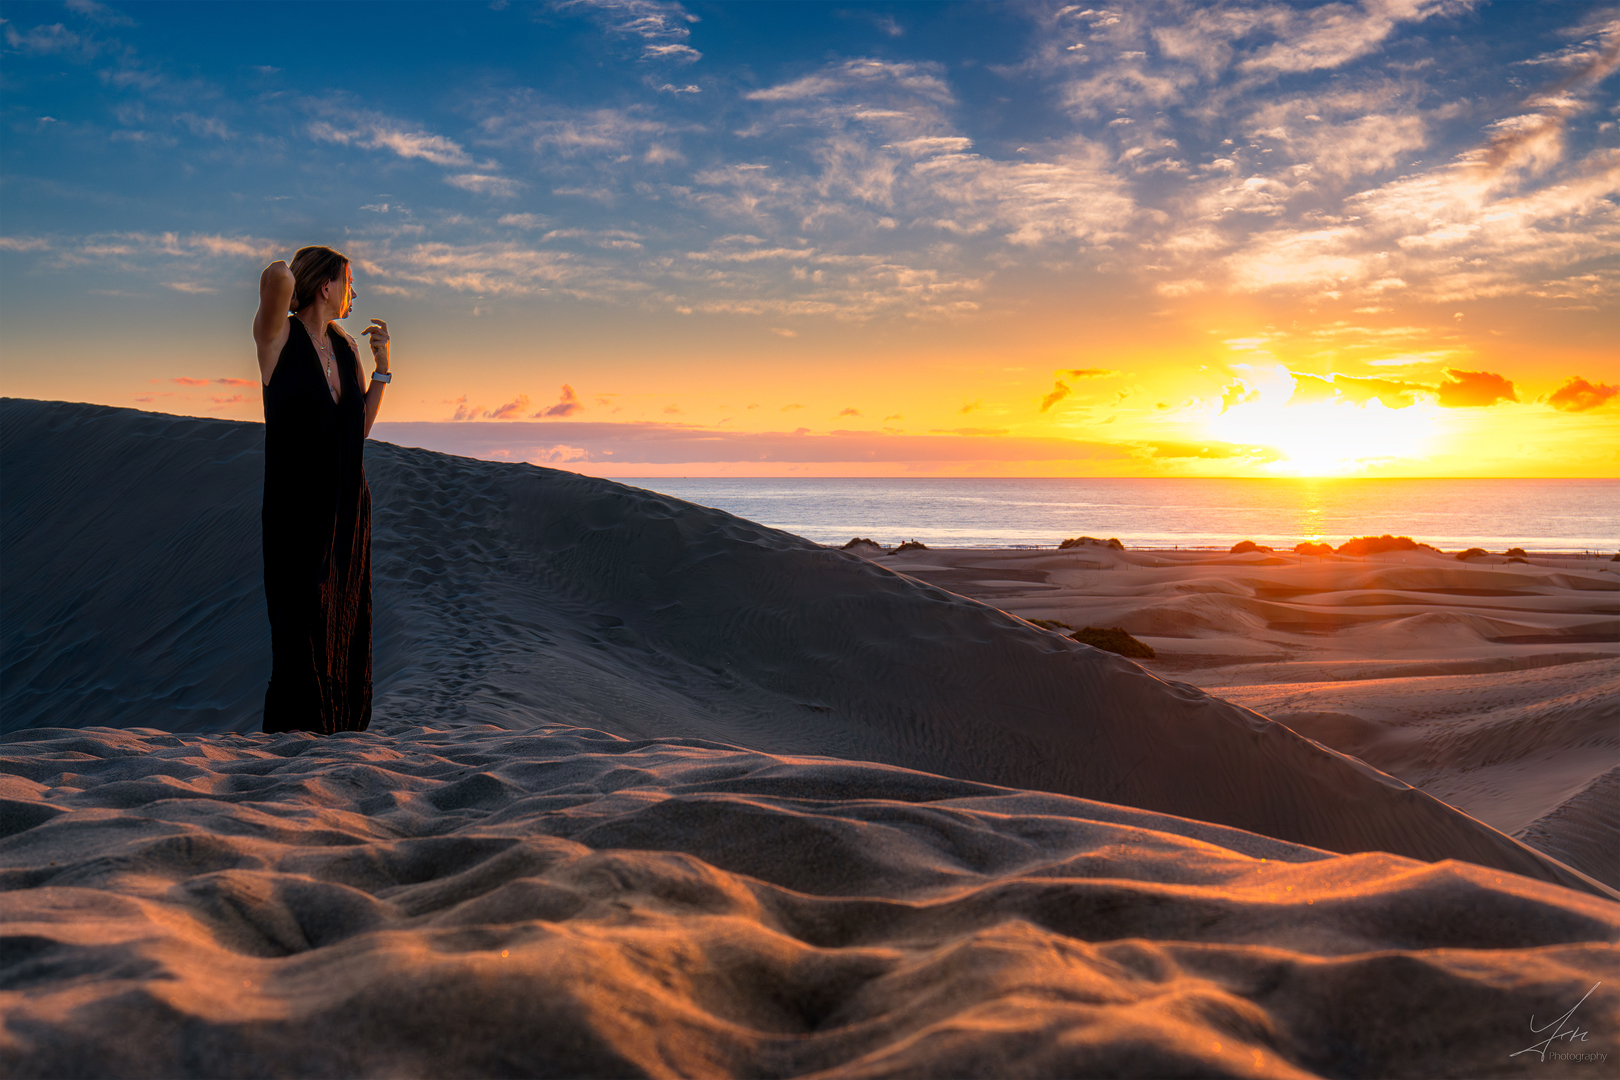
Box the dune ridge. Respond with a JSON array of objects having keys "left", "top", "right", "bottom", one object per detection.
[
  {"left": 5, "top": 721, "right": 1618, "bottom": 1079},
  {"left": 1, "top": 398, "right": 1603, "bottom": 896},
  {"left": 4, "top": 398, "right": 1619, "bottom": 1077}
]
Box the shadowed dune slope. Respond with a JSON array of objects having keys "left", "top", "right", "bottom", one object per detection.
[
  {"left": 0, "top": 399, "right": 1607, "bottom": 897},
  {"left": 3, "top": 723, "right": 1617, "bottom": 1080}
]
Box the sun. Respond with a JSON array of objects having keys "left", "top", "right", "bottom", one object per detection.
[{"left": 1207, "top": 391, "right": 1440, "bottom": 476}]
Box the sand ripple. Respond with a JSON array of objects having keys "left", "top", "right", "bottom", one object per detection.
[{"left": 5, "top": 723, "right": 1617, "bottom": 1079}]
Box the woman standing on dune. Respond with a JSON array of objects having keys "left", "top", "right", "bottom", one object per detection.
[{"left": 251, "top": 246, "right": 391, "bottom": 733}]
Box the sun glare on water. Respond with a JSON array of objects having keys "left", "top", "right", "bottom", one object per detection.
[{"left": 1207, "top": 392, "right": 1440, "bottom": 476}]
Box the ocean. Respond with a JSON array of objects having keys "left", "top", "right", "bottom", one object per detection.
[{"left": 629, "top": 477, "right": 1620, "bottom": 552}]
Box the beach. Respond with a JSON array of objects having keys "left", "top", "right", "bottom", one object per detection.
[{"left": 3, "top": 398, "right": 1617, "bottom": 1077}]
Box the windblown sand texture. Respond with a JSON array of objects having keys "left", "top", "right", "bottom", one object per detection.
[
  {"left": 3, "top": 399, "right": 1617, "bottom": 1078},
  {"left": 876, "top": 544, "right": 1619, "bottom": 890}
]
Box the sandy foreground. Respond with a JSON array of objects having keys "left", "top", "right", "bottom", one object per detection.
[{"left": 2, "top": 398, "right": 1617, "bottom": 1078}]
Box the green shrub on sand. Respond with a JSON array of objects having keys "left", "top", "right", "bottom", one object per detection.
[
  {"left": 1457, "top": 547, "right": 1488, "bottom": 561},
  {"left": 841, "top": 537, "right": 883, "bottom": 550},
  {"left": 1505, "top": 547, "right": 1528, "bottom": 558},
  {"left": 1294, "top": 542, "right": 1333, "bottom": 556},
  {"left": 1230, "top": 540, "right": 1273, "bottom": 554},
  {"left": 894, "top": 540, "right": 928, "bottom": 553},
  {"left": 1070, "top": 626, "right": 1156, "bottom": 659},
  {"left": 1027, "top": 618, "right": 1075, "bottom": 633},
  {"left": 1336, "top": 534, "right": 1438, "bottom": 557},
  {"left": 1059, "top": 536, "right": 1125, "bottom": 551}
]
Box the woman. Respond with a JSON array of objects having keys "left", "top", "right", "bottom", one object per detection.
[{"left": 252, "top": 246, "right": 391, "bottom": 733}]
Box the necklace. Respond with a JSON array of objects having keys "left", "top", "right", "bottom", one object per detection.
[{"left": 303, "top": 318, "right": 333, "bottom": 377}]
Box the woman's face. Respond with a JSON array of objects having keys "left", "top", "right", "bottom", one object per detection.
[{"left": 332, "top": 263, "right": 355, "bottom": 319}]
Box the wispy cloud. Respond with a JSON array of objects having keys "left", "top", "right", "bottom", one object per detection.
[
  {"left": 552, "top": 0, "right": 702, "bottom": 61},
  {"left": 537, "top": 384, "right": 584, "bottom": 417},
  {"left": 309, "top": 113, "right": 477, "bottom": 167}
]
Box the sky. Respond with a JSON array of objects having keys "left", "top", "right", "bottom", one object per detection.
[{"left": 1, "top": 0, "right": 1616, "bottom": 477}]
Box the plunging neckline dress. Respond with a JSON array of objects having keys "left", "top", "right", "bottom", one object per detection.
[{"left": 260, "top": 317, "right": 372, "bottom": 733}]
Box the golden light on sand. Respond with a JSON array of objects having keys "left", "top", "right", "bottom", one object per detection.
[{"left": 1207, "top": 388, "right": 1440, "bottom": 477}]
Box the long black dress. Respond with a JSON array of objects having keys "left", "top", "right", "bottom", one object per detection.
[{"left": 262, "top": 316, "right": 372, "bottom": 733}]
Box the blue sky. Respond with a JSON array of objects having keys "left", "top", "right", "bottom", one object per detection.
[{"left": 2, "top": 0, "right": 1616, "bottom": 475}]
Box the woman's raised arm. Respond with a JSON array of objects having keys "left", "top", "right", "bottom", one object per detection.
[{"left": 254, "top": 261, "right": 296, "bottom": 385}]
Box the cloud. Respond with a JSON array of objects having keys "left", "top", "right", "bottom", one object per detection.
[
  {"left": 1328, "top": 374, "right": 1428, "bottom": 408},
  {"left": 1061, "top": 368, "right": 1114, "bottom": 378},
  {"left": 537, "top": 384, "right": 584, "bottom": 417},
  {"left": 64, "top": 0, "right": 136, "bottom": 26},
  {"left": 1545, "top": 376, "right": 1618, "bottom": 413},
  {"left": 1221, "top": 381, "right": 1260, "bottom": 411},
  {"left": 1039, "top": 381, "right": 1071, "bottom": 412},
  {"left": 1435, "top": 368, "right": 1517, "bottom": 408},
  {"left": 216, "top": 377, "right": 258, "bottom": 387},
  {"left": 309, "top": 115, "right": 476, "bottom": 167},
  {"left": 1145, "top": 440, "right": 1259, "bottom": 459},
  {"left": 553, "top": 0, "right": 702, "bottom": 60},
  {"left": 172, "top": 377, "right": 210, "bottom": 386},
  {"left": 0, "top": 237, "right": 51, "bottom": 252},
  {"left": 446, "top": 173, "right": 522, "bottom": 197},
  {"left": 1241, "top": 0, "right": 1461, "bottom": 75},
  {"left": 838, "top": 407, "right": 861, "bottom": 417},
  {"left": 485, "top": 394, "right": 532, "bottom": 420},
  {"left": 2, "top": 22, "right": 98, "bottom": 57},
  {"left": 643, "top": 43, "right": 700, "bottom": 62}
]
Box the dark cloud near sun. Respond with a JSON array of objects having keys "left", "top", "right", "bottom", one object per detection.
[
  {"left": 485, "top": 394, "right": 531, "bottom": 420},
  {"left": 1039, "top": 381, "right": 1070, "bottom": 412},
  {"left": 1280, "top": 369, "right": 1518, "bottom": 409},
  {"left": 535, "top": 384, "right": 583, "bottom": 418},
  {"left": 1544, "top": 376, "right": 1618, "bottom": 413},
  {"left": 1436, "top": 368, "right": 1517, "bottom": 409}
]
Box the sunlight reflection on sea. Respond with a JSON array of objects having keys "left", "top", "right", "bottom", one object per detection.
[{"left": 636, "top": 477, "right": 1620, "bottom": 551}]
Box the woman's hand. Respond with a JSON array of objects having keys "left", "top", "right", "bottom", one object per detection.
[{"left": 362, "top": 319, "right": 390, "bottom": 372}]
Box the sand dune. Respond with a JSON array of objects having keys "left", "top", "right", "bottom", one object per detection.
[
  {"left": 2, "top": 399, "right": 1601, "bottom": 893},
  {"left": 3, "top": 398, "right": 1618, "bottom": 1076},
  {"left": 871, "top": 546, "right": 1618, "bottom": 889},
  {"left": 5, "top": 722, "right": 1618, "bottom": 1079}
]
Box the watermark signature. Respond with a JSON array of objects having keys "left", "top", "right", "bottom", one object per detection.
[{"left": 1510, "top": 982, "right": 1605, "bottom": 1063}]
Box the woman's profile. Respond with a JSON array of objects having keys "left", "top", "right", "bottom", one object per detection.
[{"left": 251, "top": 246, "right": 391, "bottom": 734}]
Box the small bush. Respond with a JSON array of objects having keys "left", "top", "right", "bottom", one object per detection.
[
  {"left": 841, "top": 537, "right": 882, "bottom": 550},
  {"left": 1070, "top": 626, "right": 1156, "bottom": 659},
  {"left": 1058, "top": 536, "right": 1126, "bottom": 551},
  {"left": 1504, "top": 547, "right": 1527, "bottom": 558},
  {"left": 1456, "top": 547, "right": 1488, "bottom": 561},
  {"left": 1028, "top": 618, "right": 1075, "bottom": 633},
  {"left": 1294, "top": 541, "right": 1333, "bottom": 556},
  {"left": 894, "top": 539, "right": 928, "bottom": 553},
  {"left": 1508, "top": 557, "right": 1529, "bottom": 564},
  {"left": 1336, "top": 534, "right": 1438, "bottom": 557},
  {"left": 1611, "top": 553, "right": 1620, "bottom": 562},
  {"left": 1230, "top": 540, "right": 1273, "bottom": 554}
]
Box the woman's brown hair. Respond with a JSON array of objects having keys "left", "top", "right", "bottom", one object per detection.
[{"left": 288, "top": 245, "right": 350, "bottom": 313}]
